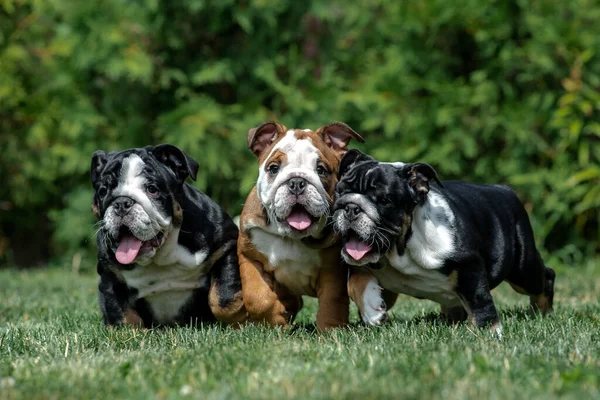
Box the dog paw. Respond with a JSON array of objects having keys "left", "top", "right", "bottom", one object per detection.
[
  {"left": 490, "top": 322, "right": 503, "bottom": 341},
  {"left": 360, "top": 279, "right": 388, "bottom": 326}
]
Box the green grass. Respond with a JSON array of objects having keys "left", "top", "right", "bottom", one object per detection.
[{"left": 1, "top": 262, "right": 599, "bottom": 400}]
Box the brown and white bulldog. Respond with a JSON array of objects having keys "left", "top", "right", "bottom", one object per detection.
[{"left": 238, "top": 121, "right": 364, "bottom": 331}]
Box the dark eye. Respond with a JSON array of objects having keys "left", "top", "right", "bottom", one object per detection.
[
  {"left": 267, "top": 164, "right": 280, "bottom": 175},
  {"left": 316, "top": 165, "right": 328, "bottom": 176},
  {"left": 97, "top": 187, "right": 107, "bottom": 197},
  {"left": 146, "top": 184, "right": 159, "bottom": 197},
  {"left": 381, "top": 196, "right": 393, "bottom": 205}
]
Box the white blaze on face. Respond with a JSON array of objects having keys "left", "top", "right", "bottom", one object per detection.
[
  {"left": 113, "top": 154, "right": 171, "bottom": 228},
  {"left": 257, "top": 131, "right": 328, "bottom": 210},
  {"left": 103, "top": 153, "right": 173, "bottom": 256},
  {"left": 255, "top": 130, "right": 331, "bottom": 237}
]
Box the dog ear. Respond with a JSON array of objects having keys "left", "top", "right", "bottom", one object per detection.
[
  {"left": 338, "top": 149, "right": 375, "bottom": 180},
  {"left": 152, "top": 144, "right": 199, "bottom": 182},
  {"left": 404, "top": 163, "right": 443, "bottom": 203},
  {"left": 316, "top": 122, "right": 365, "bottom": 154},
  {"left": 91, "top": 150, "right": 108, "bottom": 189},
  {"left": 247, "top": 121, "right": 286, "bottom": 157}
]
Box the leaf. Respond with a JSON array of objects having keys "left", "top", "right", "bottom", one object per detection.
[{"left": 567, "top": 168, "right": 600, "bottom": 186}]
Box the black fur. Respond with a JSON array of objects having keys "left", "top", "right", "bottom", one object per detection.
[
  {"left": 334, "top": 150, "right": 555, "bottom": 328},
  {"left": 92, "top": 145, "right": 241, "bottom": 327}
]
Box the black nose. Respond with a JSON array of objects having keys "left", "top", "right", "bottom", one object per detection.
[
  {"left": 113, "top": 196, "right": 134, "bottom": 216},
  {"left": 287, "top": 177, "right": 307, "bottom": 195},
  {"left": 345, "top": 203, "right": 362, "bottom": 221}
]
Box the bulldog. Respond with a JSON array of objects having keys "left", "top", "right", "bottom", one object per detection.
[
  {"left": 333, "top": 150, "right": 555, "bottom": 336},
  {"left": 91, "top": 144, "right": 246, "bottom": 327},
  {"left": 238, "top": 121, "right": 364, "bottom": 331}
]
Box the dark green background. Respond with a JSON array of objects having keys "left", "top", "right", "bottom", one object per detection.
[{"left": 1, "top": 0, "right": 598, "bottom": 269}]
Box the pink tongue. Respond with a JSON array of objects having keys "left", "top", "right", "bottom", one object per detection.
[
  {"left": 115, "top": 235, "right": 143, "bottom": 265},
  {"left": 345, "top": 238, "right": 372, "bottom": 260},
  {"left": 286, "top": 209, "right": 312, "bottom": 231}
]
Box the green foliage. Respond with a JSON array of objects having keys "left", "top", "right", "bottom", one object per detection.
[
  {"left": 0, "top": 0, "right": 598, "bottom": 266},
  {"left": 1, "top": 263, "right": 600, "bottom": 398}
]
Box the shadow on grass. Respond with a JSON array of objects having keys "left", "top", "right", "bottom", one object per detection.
[
  {"left": 284, "top": 305, "right": 541, "bottom": 334},
  {"left": 394, "top": 305, "right": 543, "bottom": 327},
  {"left": 122, "top": 305, "right": 555, "bottom": 335}
]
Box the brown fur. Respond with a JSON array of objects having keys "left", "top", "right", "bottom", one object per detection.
[
  {"left": 531, "top": 294, "right": 552, "bottom": 315},
  {"left": 208, "top": 286, "right": 248, "bottom": 326},
  {"left": 239, "top": 122, "right": 363, "bottom": 331},
  {"left": 510, "top": 283, "right": 553, "bottom": 315},
  {"left": 172, "top": 200, "right": 183, "bottom": 226},
  {"left": 123, "top": 307, "right": 144, "bottom": 327},
  {"left": 92, "top": 203, "right": 100, "bottom": 219}
]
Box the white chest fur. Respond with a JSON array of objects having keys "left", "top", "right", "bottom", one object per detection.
[
  {"left": 122, "top": 231, "right": 212, "bottom": 324},
  {"left": 374, "top": 246, "right": 460, "bottom": 306},
  {"left": 250, "top": 228, "right": 321, "bottom": 296},
  {"left": 122, "top": 263, "right": 210, "bottom": 324},
  {"left": 373, "top": 193, "right": 460, "bottom": 306}
]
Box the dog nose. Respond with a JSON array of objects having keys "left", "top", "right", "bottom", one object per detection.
[
  {"left": 345, "top": 203, "right": 362, "bottom": 221},
  {"left": 113, "top": 197, "right": 134, "bottom": 216},
  {"left": 287, "top": 178, "right": 307, "bottom": 195}
]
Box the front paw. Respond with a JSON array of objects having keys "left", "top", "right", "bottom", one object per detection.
[{"left": 360, "top": 281, "right": 388, "bottom": 326}]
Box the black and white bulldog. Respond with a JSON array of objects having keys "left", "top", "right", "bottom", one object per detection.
[
  {"left": 333, "top": 150, "right": 555, "bottom": 336},
  {"left": 91, "top": 144, "right": 246, "bottom": 327}
]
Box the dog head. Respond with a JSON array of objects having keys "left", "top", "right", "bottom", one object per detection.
[
  {"left": 333, "top": 150, "right": 442, "bottom": 266},
  {"left": 248, "top": 121, "right": 364, "bottom": 239},
  {"left": 91, "top": 144, "right": 199, "bottom": 265}
]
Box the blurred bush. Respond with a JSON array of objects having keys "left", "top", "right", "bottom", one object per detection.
[{"left": 0, "top": 0, "right": 598, "bottom": 268}]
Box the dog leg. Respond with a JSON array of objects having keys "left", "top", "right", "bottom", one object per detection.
[
  {"left": 209, "top": 250, "right": 248, "bottom": 326},
  {"left": 122, "top": 306, "right": 144, "bottom": 328},
  {"left": 98, "top": 266, "right": 138, "bottom": 327},
  {"left": 348, "top": 269, "right": 388, "bottom": 326},
  {"left": 529, "top": 267, "right": 555, "bottom": 315},
  {"left": 315, "top": 258, "right": 350, "bottom": 331},
  {"left": 239, "top": 252, "right": 289, "bottom": 328},
  {"left": 440, "top": 304, "right": 468, "bottom": 323},
  {"left": 455, "top": 263, "right": 501, "bottom": 336},
  {"left": 275, "top": 285, "right": 303, "bottom": 324},
  {"left": 508, "top": 263, "right": 555, "bottom": 316}
]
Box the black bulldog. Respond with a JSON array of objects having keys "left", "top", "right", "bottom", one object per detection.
[
  {"left": 333, "top": 150, "right": 555, "bottom": 337},
  {"left": 91, "top": 144, "right": 246, "bottom": 327}
]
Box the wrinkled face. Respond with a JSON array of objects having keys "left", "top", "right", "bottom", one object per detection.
[
  {"left": 334, "top": 159, "right": 413, "bottom": 266},
  {"left": 91, "top": 145, "right": 198, "bottom": 265},
  {"left": 257, "top": 130, "right": 338, "bottom": 239}
]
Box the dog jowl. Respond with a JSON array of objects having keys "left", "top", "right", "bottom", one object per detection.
[
  {"left": 333, "top": 150, "right": 555, "bottom": 336},
  {"left": 91, "top": 144, "right": 246, "bottom": 328},
  {"left": 238, "top": 121, "right": 364, "bottom": 331}
]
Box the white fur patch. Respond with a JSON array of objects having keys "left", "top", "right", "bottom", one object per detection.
[
  {"left": 360, "top": 277, "right": 387, "bottom": 326},
  {"left": 114, "top": 154, "right": 171, "bottom": 228},
  {"left": 147, "top": 228, "right": 209, "bottom": 268},
  {"left": 337, "top": 193, "right": 380, "bottom": 222},
  {"left": 405, "top": 191, "right": 455, "bottom": 270},
  {"left": 258, "top": 131, "right": 322, "bottom": 203},
  {"left": 494, "top": 323, "right": 503, "bottom": 340},
  {"left": 121, "top": 227, "right": 217, "bottom": 325},
  {"left": 382, "top": 161, "right": 406, "bottom": 168},
  {"left": 256, "top": 130, "right": 330, "bottom": 237},
  {"left": 375, "top": 251, "right": 460, "bottom": 306},
  {"left": 145, "top": 290, "right": 205, "bottom": 325},
  {"left": 122, "top": 261, "right": 209, "bottom": 325},
  {"left": 371, "top": 191, "right": 459, "bottom": 306},
  {"left": 250, "top": 228, "right": 321, "bottom": 295}
]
